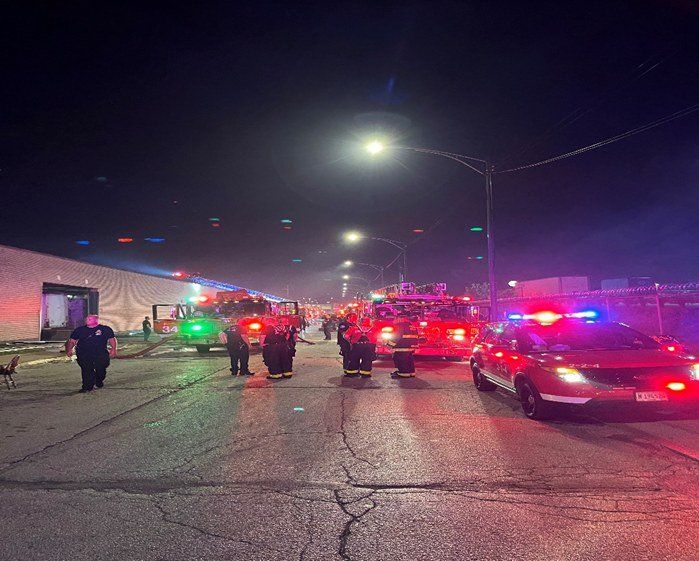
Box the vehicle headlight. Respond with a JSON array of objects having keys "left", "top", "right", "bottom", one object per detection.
[
  {"left": 691, "top": 363, "right": 699, "bottom": 381},
  {"left": 545, "top": 366, "right": 585, "bottom": 383}
]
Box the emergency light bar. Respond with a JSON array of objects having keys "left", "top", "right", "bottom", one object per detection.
[{"left": 507, "top": 310, "right": 599, "bottom": 324}]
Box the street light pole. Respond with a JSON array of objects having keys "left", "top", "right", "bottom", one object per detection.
[
  {"left": 371, "top": 237, "right": 407, "bottom": 283},
  {"left": 365, "top": 143, "right": 498, "bottom": 319},
  {"left": 356, "top": 263, "right": 386, "bottom": 287},
  {"left": 485, "top": 163, "right": 498, "bottom": 320}
]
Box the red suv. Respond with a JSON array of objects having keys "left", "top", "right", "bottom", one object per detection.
[{"left": 470, "top": 314, "right": 698, "bottom": 420}]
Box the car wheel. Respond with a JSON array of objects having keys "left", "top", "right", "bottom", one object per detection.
[
  {"left": 195, "top": 345, "right": 211, "bottom": 354},
  {"left": 517, "top": 379, "right": 552, "bottom": 420},
  {"left": 471, "top": 364, "right": 496, "bottom": 391}
]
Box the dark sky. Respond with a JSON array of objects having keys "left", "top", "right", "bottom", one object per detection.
[{"left": 2, "top": 1, "right": 697, "bottom": 300}]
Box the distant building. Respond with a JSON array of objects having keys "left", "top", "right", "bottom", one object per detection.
[
  {"left": 0, "top": 245, "right": 203, "bottom": 341},
  {"left": 514, "top": 276, "right": 589, "bottom": 297}
]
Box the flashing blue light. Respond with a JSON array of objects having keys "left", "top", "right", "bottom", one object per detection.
[
  {"left": 508, "top": 313, "right": 523, "bottom": 320},
  {"left": 475, "top": 256, "right": 484, "bottom": 260},
  {"left": 76, "top": 240, "right": 90, "bottom": 246},
  {"left": 145, "top": 237, "right": 166, "bottom": 243},
  {"left": 209, "top": 218, "right": 220, "bottom": 222},
  {"left": 292, "top": 258, "right": 302, "bottom": 263},
  {"left": 281, "top": 219, "right": 293, "bottom": 224},
  {"left": 570, "top": 310, "right": 599, "bottom": 319}
]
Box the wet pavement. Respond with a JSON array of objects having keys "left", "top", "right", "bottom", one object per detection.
[{"left": 1, "top": 334, "right": 697, "bottom": 560}]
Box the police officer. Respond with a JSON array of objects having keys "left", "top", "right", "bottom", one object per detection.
[
  {"left": 260, "top": 319, "right": 288, "bottom": 380},
  {"left": 387, "top": 315, "right": 419, "bottom": 378},
  {"left": 344, "top": 316, "right": 377, "bottom": 377},
  {"left": 220, "top": 323, "right": 254, "bottom": 376},
  {"left": 281, "top": 321, "right": 298, "bottom": 379},
  {"left": 337, "top": 313, "right": 357, "bottom": 375},
  {"left": 66, "top": 315, "right": 118, "bottom": 393}
]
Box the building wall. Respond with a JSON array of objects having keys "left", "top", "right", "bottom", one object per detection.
[{"left": 0, "top": 245, "right": 197, "bottom": 341}]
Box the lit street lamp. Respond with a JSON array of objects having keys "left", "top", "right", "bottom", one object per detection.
[
  {"left": 363, "top": 140, "right": 498, "bottom": 319},
  {"left": 343, "top": 231, "right": 408, "bottom": 283}
]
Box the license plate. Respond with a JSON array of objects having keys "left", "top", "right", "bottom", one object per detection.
[{"left": 635, "top": 391, "right": 669, "bottom": 402}]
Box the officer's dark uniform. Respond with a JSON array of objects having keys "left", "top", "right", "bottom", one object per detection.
[
  {"left": 223, "top": 324, "right": 252, "bottom": 376},
  {"left": 344, "top": 320, "right": 377, "bottom": 377},
  {"left": 262, "top": 324, "right": 288, "bottom": 379},
  {"left": 281, "top": 325, "right": 298, "bottom": 378},
  {"left": 69, "top": 324, "right": 115, "bottom": 391},
  {"left": 387, "top": 319, "right": 419, "bottom": 377},
  {"left": 337, "top": 316, "right": 355, "bottom": 374}
]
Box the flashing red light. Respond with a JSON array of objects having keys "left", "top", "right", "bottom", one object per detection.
[
  {"left": 172, "top": 272, "right": 185, "bottom": 278},
  {"left": 462, "top": 296, "right": 472, "bottom": 301},
  {"left": 666, "top": 382, "right": 686, "bottom": 392},
  {"left": 494, "top": 351, "right": 504, "bottom": 358},
  {"left": 211, "top": 222, "right": 220, "bottom": 228},
  {"left": 413, "top": 229, "right": 424, "bottom": 233},
  {"left": 248, "top": 322, "right": 263, "bottom": 331},
  {"left": 117, "top": 238, "right": 133, "bottom": 243},
  {"left": 663, "top": 345, "right": 677, "bottom": 353},
  {"left": 198, "top": 296, "right": 210, "bottom": 303}
]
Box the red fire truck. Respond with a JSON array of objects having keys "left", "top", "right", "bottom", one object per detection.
[
  {"left": 153, "top": 290, "right": 300, "bottom": 353},
  {"left": 366, "top": 282, "right": 487, "bottom": 361}
]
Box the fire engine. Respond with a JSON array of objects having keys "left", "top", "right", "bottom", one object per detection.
[
  {"left": 153, "top": 289, "right": 300, "bottom": 353},
  {"left": 365, "top": 282, "right": 486, "bottom": 360}
]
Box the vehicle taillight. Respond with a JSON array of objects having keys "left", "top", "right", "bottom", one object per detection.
[{"left": 667, "top": 382, "right": 686, "bottom": 392}]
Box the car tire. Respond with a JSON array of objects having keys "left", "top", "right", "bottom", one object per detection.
[
  {"left": 471, "top": 364, "right": 496, "bottom": 391},
  {"left": 195, "top": 345, "right": 211, "bottom": 354},
  {"left": 517, "top": 379, "right": 552, "bottom": 420}
]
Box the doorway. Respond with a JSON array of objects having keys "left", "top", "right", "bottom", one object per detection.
[{"left": 40, "top": 283, "right": 99, "bottom": 341}]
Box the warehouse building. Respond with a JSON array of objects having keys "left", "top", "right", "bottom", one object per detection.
[{"left": 0, "top": 244, "right": 221, "bottom": 342}]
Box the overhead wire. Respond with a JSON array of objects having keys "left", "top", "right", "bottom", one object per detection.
[{"left": 496, "top": 104, "right": 698, "bottom": 174}]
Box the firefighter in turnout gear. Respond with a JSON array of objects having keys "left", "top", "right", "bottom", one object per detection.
[
  {"left": 281, "top": 321, "right": 298, "bottom": 379},
  {"left": 387, "top": 315, "right": 419, "bottom": 378},
  {"left": 337, "top": 313, "right": 357, "bottom": 375},
  {"left": 344, "top": 316, "right": 377, "bottom": 377},
  {"left": 219, "top": 324, "right": 254, "bottom": 376},
  {"left": 260, "top": 319, "right": 288, "bottom": 380}
]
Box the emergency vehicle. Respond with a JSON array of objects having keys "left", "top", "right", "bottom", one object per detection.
[
  {"left": 366, "top": 282, "right": 486, "bottom": 360},
  {"left": 152, "top": 290, "right": 300, "bottom": 353},
  {"left": 470, "top": 310, "right": 699, "bottom": 420}
]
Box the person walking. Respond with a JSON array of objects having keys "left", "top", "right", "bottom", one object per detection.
[
  {"left": 386, "top": 315, "right": 419, "bottom": 378},
  {"left": 66, "top": 315, "right": 117, "bottom": 393},
  {"left": 220, "top": 323, "right": 254, "bottom": 376},
  {"left": 260, "top": 319, "right": 288, "bottom": 380},
  {"left": 337, "top": 312, "right": 357, "bottom": 375},
  {"left": 142, "top": 316, "right": 152, "bottom": 342},
  {"left": 344, "top": 316, "right": 377, "bottom": 377},
  {"left": 321, "top": 316, "right": 332, "bottom": 340}
]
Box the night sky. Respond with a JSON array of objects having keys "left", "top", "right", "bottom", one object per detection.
[{"left": 2, "top": 1, "right": 697, "bottom": 300}]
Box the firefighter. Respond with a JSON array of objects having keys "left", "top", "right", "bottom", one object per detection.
[
  {"left": 260, "top": 318, "right": 288, "bottom": 380},
  {"left": 280, "top": 320, "right": 298, "bottom": 379},
  {"left": 387, "top": 315, "right": 419, "bottom": 378},
  {"left": 344, "top": 316, "right": 377, "bottom": 377},
  {"left": 219, "top": 323, "right": 254, "bottom": 376},
  {"left": 337, "top": 312, "right": 357, "bottom": 375}
]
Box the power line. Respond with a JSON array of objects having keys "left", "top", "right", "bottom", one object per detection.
[{"left": 497, "top": 104, "right": 698, "bottom": 174}]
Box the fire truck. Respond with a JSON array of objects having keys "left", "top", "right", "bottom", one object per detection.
[
  {"left": 366, "top": 282, "right": 487, "bottom": 361},
  {"left": 152, "top": 289, "right": 300, "bottom": 353}
]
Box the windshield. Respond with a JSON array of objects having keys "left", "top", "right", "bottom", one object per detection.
[{"left": 517, "top": 321, "right": 660, "bottom": 352}]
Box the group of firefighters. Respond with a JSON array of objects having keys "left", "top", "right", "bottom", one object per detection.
[
  {"left": 220, "top": 318, "right": 299, "bottom": 379},
  {"left": 337, "top": 312, "right": 419, "bottom": 378},
  {"left": 219, "top": 311, "right": 419, "bottom": 380}
]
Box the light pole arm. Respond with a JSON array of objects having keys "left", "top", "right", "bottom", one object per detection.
[{"left": 371, "top": 237, "right": 407, "bottom": 251}]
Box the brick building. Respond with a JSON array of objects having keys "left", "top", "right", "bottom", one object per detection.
[{"left": 0, "top": 244, "right": 209, "bottom": 341}]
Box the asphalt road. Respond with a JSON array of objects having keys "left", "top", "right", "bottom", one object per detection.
[{"left": 1, "top": 334, "right": 698, "bottom": 561}]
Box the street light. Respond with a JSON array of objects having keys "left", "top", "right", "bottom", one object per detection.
[
  {"left": 362, "top": 141, "right": 498, "bottom": 319},
  {"left": 342, "top": 260, "right": 353, "bottom": 267},
  {"left": 343, "top": 230, "right": 408, "bottom": 283}
]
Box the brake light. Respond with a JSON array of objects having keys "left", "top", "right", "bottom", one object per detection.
[{"left": 666, "top": 382, "right": 686, "bottom": 392}]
